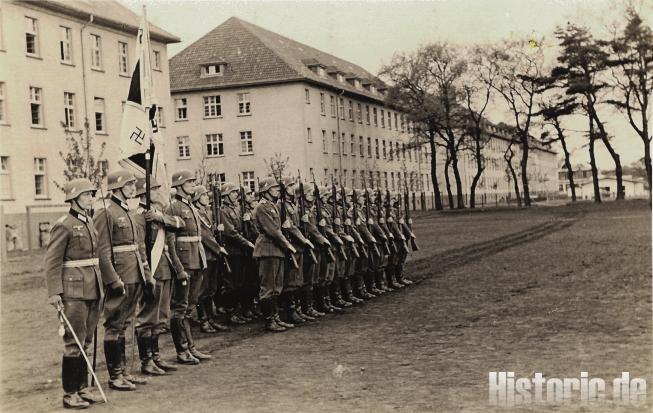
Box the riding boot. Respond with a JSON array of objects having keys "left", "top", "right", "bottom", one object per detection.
[
  {"left": 283, "top": 291, "right": 306, "bottom": 324},
  {"left": 295, "top": 290, "right": 315, "bottom": 321},
  {"left": 77, "top": 355, "right": 104, "bottom": 404},
  {"left": 325, "top": 283, "right": 344, "bottom": 312},
  {"left": 137, "top": 335, "right": 165, "bottom": 376},
  {"left": 369, "top": 271, "right": 384, "bottom": 295},
  {"left": 104, "top": 340, "right": 135, "bottom": 391},
  {"left": 331, "top": 282, "right": 351, "bottom": 308},
  {"left": 262, "top": 298, "right": 286, "bottom": 332},
  {"left": 274, "top": 295, "right": 295, "bottom": 328},
  {"left": 303, "top": 286, "right": 324, "bottom": 317},
  {"left": 62, "top": 356, "right": 90, "bottom": 409},
  {"left": 120, "top": 336, "right": 148, "bottom": 385},
  {"left": 170, "top": 319, "right": 198, "bottom": 365},
  {"left": 152, "top": 334, "right": 177, "bottom": 372},
  {"left": 343, "top": 277, "right": 364, "bottom": 304},
  {"left": 396, "top": 264, "right": 414, "bottom": 285},
  {"left": 184, "top": 318, "right": 212, "bottom": 360},
  {"left": 314, "top": 285, "right": 331, "bottom": 313},
  {"left": 358, "top": 272, "right": 375, "bottom": 299}
]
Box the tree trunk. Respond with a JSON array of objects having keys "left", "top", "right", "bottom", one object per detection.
[
  {"left": 428, "top": 129, "right": 443, "bottom": 210},
  {"left": 589, "top": 117, "right": 601, "bottom": 203},
  {"left": 555, "top": 123, "right": 576, "bottom": 202},
  {"left": 469, "top": 130, "right": 483, "bottom": 209},
  {"left": 444, "top": 154, "right": 454, "bottom": 210},
  {"left": 449, "top": 145, "right": 465, "bottom": 209},
  {"left": 520, "top": 133, "right": 531, "bottom": 207},
  {"left": 643, "top": 136, "right": 652, "bottom": 203},
  {"left": 589, "top": 104, "right": 624, "bottom": 200},
  {"left": 508, "top": 160, "right": 521, "bottom": 207}
]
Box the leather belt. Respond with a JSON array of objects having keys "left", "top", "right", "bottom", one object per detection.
[
  {"left": 112, "top": 244, "right": 139, "bottom": 253},
  {"left": 177, "top": 236, "right": 202, "bottom": 242},
  {"left": 62, "top": 258, "right": 99, "bottom": 268}
]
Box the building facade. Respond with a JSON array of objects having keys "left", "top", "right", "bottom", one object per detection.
[
  {"left": 558, "top": 167, "right": 647, "bottom": 200},
  {"left": 0, "top": 0, "right": 179, "bottom": 249},
  {"left": 168, "top": 17, "right": 426, "bottom": 194}
]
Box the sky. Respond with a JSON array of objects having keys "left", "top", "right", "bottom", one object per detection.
[{"left": 121, "top": 0, "right": 651, "bottom": 172}]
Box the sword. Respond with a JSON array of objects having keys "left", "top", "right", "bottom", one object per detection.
[{"left": 57, "top": 308, "right": 108, "bottom": 404}]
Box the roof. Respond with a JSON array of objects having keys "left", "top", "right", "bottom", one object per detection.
[
  {"left": 169, "top": 17, "right": 386, "bottom": 101},
  {"left": 19, "top": 0, "right": 180, "bottom": 44}
]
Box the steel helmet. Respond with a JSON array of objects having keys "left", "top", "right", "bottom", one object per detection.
[
  {"left": 64, "top": 178, "right": 96, "bottom": 201},
  {"left": 220, "top": 182, "right": 239, "bottom": 196},
  {"left": 107, "top": 170, "right": 136, "bottom": 190},
  {"left": 171, "top": 169, "right": 195, "bottom": 187},
  {"left": 192, "top": 185, "right": 209, "bottom": 202},
  {"left": 281, "top": 176, "right": 295, "bottom": 187},
  {"left": 258, "top": 177, "right": 280, "bottom": 193},
  {"left": 134, "top": 175, "right": 161, "bottom": 197}
]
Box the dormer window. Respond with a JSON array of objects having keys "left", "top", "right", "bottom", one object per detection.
[
  {"left": 317, "top": 67, "right": 326, "bottom": 77},
  {"left": 370, "top": 86, "right": 377, "bottom": 94},
  {"left": 354, "top": 79, "right": 361, "bottom": 89},
  {"left": 200, "top": 63, "right": 225, "bottom": 78},
  {"left": 337, "top": 73, "right": 344, "bottom": 83}
]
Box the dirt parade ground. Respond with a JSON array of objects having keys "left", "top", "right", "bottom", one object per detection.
[{"left": 1, "top": 201, "right": 651, "bottom": 412}]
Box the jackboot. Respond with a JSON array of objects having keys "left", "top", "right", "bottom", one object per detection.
[
  {"left": 368, "top": 271, "right": 384, "bottom": 295},
  {"left": 152, "top": 334, "right": 177, "bottom": 372},
  {"left": 314, "top": 285, "right": 332, "bottom": 314},
  {"left": 170, "top": 319, "right": 198, "bottom": 365},
  {"left": 395, "top": 265, "right": 413, "bottom": 285},
  {"left": 359, "top": 273, "right": 375, "bottom": 299},
  {"left": 376, "top": 270, "right": 391, "bottom": 292},
  {"left": 262, "top": 298, "right": 286, "bottom": 332},
  {"left": 283, "top": 291, "right": 305, "bottom": 324},
  {"left": 295, "top": 290, "right": 315, "bottom": 321},
  {"left": 342, "top": 278, "right": 363, "bottom": 304},
  {"left": 120, "top": 337, "right": 148, "bottom": 385},
  {"left": 137, "top": 335, "right": 165, "bottom": 376},
  {"left": 303, "top": 286, "right": 324, "bottom": 317},
  {"left": 77, "top": 356, "right": 105, "bottom": 404},
  {"left": 62, "top": 356, "right": 90, "bottom": 409},
  {"left": 324, "top": 284, "right": 343, "bottom": 312},
  {"left": 331, "top": 282, "right": 351, "bottom": 308},
  {"left": 273, "top": 295, "right": 295, "bottom": 328},
  {"left": 200, "top": 320, "right": 217, "bottom": 333},
  {"left": 386, "top": 265, "right": 403, "bottom": 289},
  {"left": 104, "top": 340, "right": 136, "bottom": 391},
  {"left": 184, "top": 318, "right": 212, "bottom": 360}
]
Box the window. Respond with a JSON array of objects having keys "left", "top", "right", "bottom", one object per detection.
[
  {"left": 94, "top": 97, "right": 105, "bottom": 132},
  {"left": 34, "top": 157, "right": 47, "bottom": 197},
  {"left": 320, "top": 93, "right": 325, "bottom": 115},
  {"left": 394, "top": 113, "right": 399, "bottom": 130},
  {"left": 157, "top": 106, "right": 164, "bottom": 127},
  {"left": 373, "top": 108, "right": 378, "bottom": 126},
  {"left": 348, "top": 100, "right": 353, "bottom": 121},
  {"left": 238, "top": 92, "right": 251, "bottom": 114},
  {"left": 389, "top": 141, "right": 394, "bottom": 160},
  {"left": 118, "top": 41, "right": 129, "bottom": 75},
  {"left": 391, "top": 172, "right": 395, "bottom": 190},
  {"left": 330, "top": 95, "right": 336, "bottom": 117},
  {"left": 60, "top": 26, "right": 72, "bottom": 63},
  {"left": 206, "top": 133, "right": 224, "bottom": 157},
  {"left": 306, "top": 127, "right": 312, "bottom": 143},
  {"left": 350, "top": 134, "right": 355, "bottom": 156},
  {"left": 388, "top": 112, "right": 392, "bottom": 129},
  {"left": 322, "top": 130, "right": 327, "bottom": 153},
  {"left": 402, "top": 143, "right": 407, "bottom": 160},
  {"left": 338, "top": 98, "right": 345, "bottom": 120},
  {"left": 90, "top": 34, "right": 102, "bottom": 69},
  {"left": 360, "top": 171, "right": 365, "bottom": 188},
  {"left": 384, "top": 172, "right": 388, "bottom": 189},
  {"left": 382, "top": 140, "right": 387, "bottom": 159},
  {"left": 1, "top": 156, "right": 12, "bottom": 199},
  {"left": 240, "top": 131, "right": 253, "bottom": 154},
  {"left": 242, "top": 171, "right": 255, "bottom": 192},
  {"left": 203, "top": 95, "right": 221, "bottom": 118},
  {"left": 25, "top": 17, "right": 39, "bottom": 55},
  {"left": 341, "top": 133, "right": 347, "bottom": 155},
  {"left": 352, "top": 169, "right": 357, "bottom": 188},
  {"left": 396, "top": 142, "right": 401, "bottom": 161},
  {"left": 30, "top": 87, "right": 43, "bottom": 126},
  {"left": 175, "top": 98, "right": 187, "bottom": 120},
  {"left": 0, "top": 82, "right": 6, "bottom": 123},
  {"left": 365, "top": 105, "right": 370, "bottom": 124},
  {"left": 305, "top": 88, "right": 310, "bottom": 104},
  {"left": 359, "top": 136, "right": 364, "bottom": 157},
  {"left": 332, "top": 131, "right": 338, "bottom": 154},
  {"left": 207, "top": 172, "right": 226, "bottom": 187},
  {"left": 375, "top": 139, "right": 379, "bottom": 159},
  {"left": 357, "top": 103, "right": 362, "bottom": 123},
  {"left": 381, "top": 109, "right": 385, "bottom": 128},
  {"left": 367, "top": 137, "right": 372, "bottom": 157},
  {"left": 153, "top": 50, "right": 161, "bottom": 70},
  {"left": 177, "top": 136, "right": 190, "bottom": 159},
  {"left": 400, "top": 115, "right": 405, "bottom": 132},
  {"left": 63, "top": 92, "right": 75, "bottom": 128}
]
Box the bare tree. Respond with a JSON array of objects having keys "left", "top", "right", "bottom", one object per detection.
[
  {"left": 55, "top": 120, "right": 107, "bottom": 191},
  {"left": 264, "top": 152, "right": 291, "bottom": 181},
  {"left": 503, "top": 139, "right": 522, "bottom": 207}
]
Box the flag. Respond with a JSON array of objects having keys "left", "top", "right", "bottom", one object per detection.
[{"left": 118, "top": 6, "right": 169, "bottom": 202}]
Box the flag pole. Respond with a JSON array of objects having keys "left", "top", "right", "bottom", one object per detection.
[{"left": 143, "top": 4, "right": 152, "bottom": 267}]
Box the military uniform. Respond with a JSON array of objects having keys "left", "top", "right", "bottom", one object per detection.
[
  {"left": 45, "top": 178, "right": 104, "bottom": 408},
  {"left": 354, "top": 193, "right": 379, "bottom": 298},
  {"left": 96, "top": 179, "right": 153, "bottom": 390},
  {"left": 241, "top": 196, "right": 261, "bottom": 318},
  {"left": 316, "top": 188, "right": 344, "bottom": 312}
]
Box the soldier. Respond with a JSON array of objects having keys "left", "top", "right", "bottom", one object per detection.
[
  {"left": 166, "top": 170, "right": 212, "bottom": 364},
  {"left": 241, "top": 186, "right": 262, "bottom": 318},
  {"left": 219, "top": 182, "right": 255, "bottom": 324},
  {"left": 295, "top": 183, "right": 329, "bottom": 318},
  {"left": 95, "top": 170, "right": 154, "bottom": 391},
  {"left": 253, "top": 177, "right": 297, "bottom": 332},
  {"left": 385, "top": 192, "right": 407, "bottom": 290},
  {"left": 132, "top": 176, "right": 185, "bottom": 376},
  {"left": 325, "top": 185, "right": 352, "bottom": 309},
  {"left": 341, "top": 188, "right": 365, "bottom": 304},
  {"left": 396, "top": 193, "right": 416, "bottom": 286},
  {"left": 363, "top": 188, "right": 386, "bottom": 296},
  {"left": 315, "top": 186, "right": 345, "bottom": 313},
  {"left": 45, "top": 179, "right": 104, "bottom": 409},
  {"left": 278, "top": 176, "right": 315, "bottom": 325},
  {"left": 192, "top": 185, "right": 229, "bottom": 333},
  {"left": 354, "top": 189, "right": 379, "bottom": 299}
]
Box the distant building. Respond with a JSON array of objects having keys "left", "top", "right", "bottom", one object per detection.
[
  {"left": 558, "top": 166, "right": 647, "bottom": 200},
  {"left": 0, "top": 0, "right": 179, "bottom": 249}
]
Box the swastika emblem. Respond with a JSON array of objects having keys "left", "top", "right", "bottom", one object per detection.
[{"left": 130, "top": 127, "right": 145, "bottom": 145}]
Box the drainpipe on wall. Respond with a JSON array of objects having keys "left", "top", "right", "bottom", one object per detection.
[{"left": 80, "top": 14, "right": 94, "bottom": 176}]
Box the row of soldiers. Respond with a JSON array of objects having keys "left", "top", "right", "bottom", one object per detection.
[{"left": 45, "top": 168, "right": 418, "bottom": 409}]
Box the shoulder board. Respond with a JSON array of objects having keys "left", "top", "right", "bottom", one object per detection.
[{"left": 56, "top": 215, "right": 67, "bottom": 224}]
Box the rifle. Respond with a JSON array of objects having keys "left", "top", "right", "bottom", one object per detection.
[
  {"left": 341, "top": 184, "right": 360, "bottom": 259},
  {"left": 211, "top": 184, "right": 232, "bottom": 274},
  {"left": 297, "top": 171, "right": 317, "bottom": 265},
  {"left": 373, "top": 187, "right": 392, "bottom": 255},
  {"left": 351, "top": 189, "right": 369, "bottom": 259},
  {"left": 311, "top": 171, "right": 336, "bottom": 263},
  {"left": 331, "top": 179, "right": 348, "bottom": 261},
  {"left": 403, "top": 181, "right": 420, "bottom": 251},
  {"left": 278, "top": 177, "right": 299, "bottom": 269},
  {"left": 237, "top": 175, "right": 250, "bottom": 241}
]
